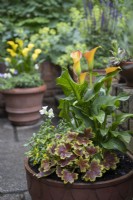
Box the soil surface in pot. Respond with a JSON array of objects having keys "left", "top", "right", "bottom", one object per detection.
[{"left": 29, "top": 151, "right": 133, "bottom": 183}]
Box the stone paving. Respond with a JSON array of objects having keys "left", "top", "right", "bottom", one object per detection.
[{"left": 0, "top": 118, "right": 42, "bottom": 200}]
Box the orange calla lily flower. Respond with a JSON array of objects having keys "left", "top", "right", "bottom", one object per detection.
[
  {"left": 70, "top": 51, "right": 82, "bottom": 76},
  {"left": 70, "top": 51, "right": 82, "bottom": 63},
  {"left": 105, "top": 66, "right": 121, "bottom": 74},
  {"left": 79, "top": 72, "right": 87, "bottom": 84},
  {"left": 84, "top": 46, "right": 101, "bottom": 71}
]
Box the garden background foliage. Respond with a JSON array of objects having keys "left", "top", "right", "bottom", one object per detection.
[{"left": 0, "top": 0, "right": 132, "bottom": 68}]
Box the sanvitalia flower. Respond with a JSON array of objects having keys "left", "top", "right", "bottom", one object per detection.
[
  {"left": 70, "top": 51, "right": 82, "bottom": 76},
  {"left": 84, "top": 46, "right": 101, "bottom": 71}
]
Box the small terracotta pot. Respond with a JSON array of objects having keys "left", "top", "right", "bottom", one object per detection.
[
  {"left": 24, "top": 154, "right": 133, "bottom": 200},
  {"left": 119, "top": 62, "right": 133, "bottom": 87},
  {"left": 2, "top": 85, "right": 47, "bottom": 126}
]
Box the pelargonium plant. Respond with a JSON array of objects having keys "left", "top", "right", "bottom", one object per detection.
[{"left": 25, "top": 47, "right": 133, "bottom": 184}]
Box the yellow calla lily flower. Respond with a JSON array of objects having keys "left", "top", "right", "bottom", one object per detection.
[
  {"left": 84, "top": 46, "right": 101, "bottom": 71},
  {"left": 32, "top": 53, "right": 38, "bottom": 61},
  {"left": 28, "top": 43, "right": 35, "bottom": 50},
  {"left": 79, "top": 72, "right": 87, "bottom": 84},
  {"left": 7, "top": 41, "right": 18, "bottom": 51},
  {"left": 105, "top": 66, "right": 121, "bottom": 74},
  {"left": 22, "top": 48, "right": 30, "bottom": 57},
  {"left": 16, "top": 38, "right": 23, "bottom": 48},
  {"left": 7, "top": 48, "right": 16, "bottom": 57},
  {"left": 70, "top": 51, "right": 82, "bottom": 76},
  {"left": 34, "top": 49, "right": 42, "bottom": 54}
]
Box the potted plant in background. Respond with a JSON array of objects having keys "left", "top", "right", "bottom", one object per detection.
[
  {"left": 24, "top": 47, "right": 133, "bottom": 200},
  {"left": 0, "top": 38, "right": 47, "bottom": 126},
  {"left": 108, "top": 40, "right": 133, "bottom": 85}
]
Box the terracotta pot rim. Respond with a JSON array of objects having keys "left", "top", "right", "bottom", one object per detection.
[
  {"left": 24, "top": 152, "right": 133, "bottom": 189},
  {"left": 2, "top": 84, "right": 47, "bottom": 94}
]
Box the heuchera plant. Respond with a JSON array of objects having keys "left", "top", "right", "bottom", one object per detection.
[{"left": 26, "top": 47, "right": 133, "bottom": 184}]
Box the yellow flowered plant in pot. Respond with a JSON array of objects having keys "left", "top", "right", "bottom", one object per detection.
[
  {"left": 24, "top": 47, "right": 133, "bottom": 200},
  {"left": 0, "top": 38, "right": 46, "bottom": 126},
  {"left": 0, "top": 38, "right": 43, "bottom": 90}
]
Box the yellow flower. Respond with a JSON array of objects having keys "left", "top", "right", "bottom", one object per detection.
[
  {"left": 5, "top": 57, "right": 11, "bottom": 63},
  {"left": 79, "top": 72, "right": 87, "bottom": 84},
  {"left": 105, "top": 66, "right": 121, "bottom": 74},
  {"left": 22, "top": 48, "right": 30, "bottom": 57},
  {"left": 34, "top": 49, "right": 42, "bottom": 55},
  {"left": 15, "top": 38, "right": 23, "bottom": 48},
  {"left": 7, "top": 48, "right": 16, "bottom": 57},
  {"left": 28, "top": 43, "right": 34, "bottom": 50},
  {"left": 84, "top": 46, "right": 101, "bottom": 71},
  {"left": 70, "top": 50, "right": 82, "bottom": 76},
  {"left": 32, "top": 53, "right": 38, "bottom": 61},
  {"left": 7, "top": 41, "right": 18, "bottom": 51}
]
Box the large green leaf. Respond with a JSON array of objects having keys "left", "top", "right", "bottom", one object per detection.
[
  {"left": 111, "top": 113, "right": 133, "bottom": 130},
  {"left": 56, "top": 70, "right": 87, "bottom": 100},
  {"left": 102, "top": 138, "right": 127, "bottom": 152},
  {"left": 58, "top": 99, "right": 71, "bottom": 122},
  {"left": 111, "top": 131, "right": 132, "bottom": 143},
  {"left": 93, "top": 110, "right": 105, "bottom": 124}
]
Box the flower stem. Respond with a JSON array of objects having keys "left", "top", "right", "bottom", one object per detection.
[{"left": 89, "top": 71, "right": 93, "bottom": 88}]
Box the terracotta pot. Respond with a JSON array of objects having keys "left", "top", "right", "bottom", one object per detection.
[
  {"left": 119, "top": 62, "right": 133, "bottom": 86},
  {"left": 24, "top": 154, "right": 133, "bottom": 200},
  {"left": 2, "top": 85, "right": 46, "bottom": 126}
]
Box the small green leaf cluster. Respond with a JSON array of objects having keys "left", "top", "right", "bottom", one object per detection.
[{"left": 108, "top": 40, "right": 130, "bottom": 66}]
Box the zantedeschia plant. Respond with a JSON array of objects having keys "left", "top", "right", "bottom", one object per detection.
[{"left": 25, "top": 47, "right": 133, "bottom": 184}]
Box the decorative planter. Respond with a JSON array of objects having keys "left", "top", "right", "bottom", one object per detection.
[
  {"left": 119, "top": 62, "right": 133, "bottom": 87},
  {"left": 24, "top": 154, "right": 133, "bottom": 200},
  {"left": 2, "top": 85, "right": 46, "bottom": 126}
]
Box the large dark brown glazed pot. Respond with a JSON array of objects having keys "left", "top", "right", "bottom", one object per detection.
[
  {"left": 2, "top": 85, "right": 46, "bottom": 126},
  {"left": 119, "top": 62, "right": 133, "bottom": 86},
  {"left": 24, "top": 155, "right": 133, "bottom": 200}
]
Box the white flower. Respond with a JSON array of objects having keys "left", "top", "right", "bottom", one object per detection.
[
  {"left": 39, "top": 106, "right": 54, "bottom": 118},
  {"left": 35, "top": 64, "right": 39, "bottom": 70},
  {"left": 48, "top": 108, "right": 54, "bottom": 118},
  {"left": 3, "top": 73, "right": 12, "bottom": 78},
  {"left": 39, "top": 106, "right": 48, "bottom": 115}
]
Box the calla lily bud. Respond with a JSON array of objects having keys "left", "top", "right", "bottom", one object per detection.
[{"left": 70, "top": 51, "right": 82, "bottom": 76}]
